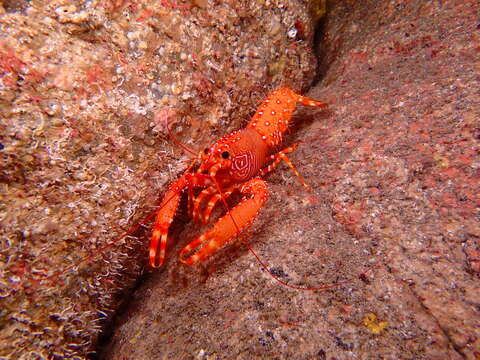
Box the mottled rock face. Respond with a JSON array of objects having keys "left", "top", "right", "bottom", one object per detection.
[
  {"left": 0, "top": 0, "right": 319, "bottom": 359},
  {"left": 313, "top": 2, "right": 479, "bottom": 358},
  {"left": 101, "top": 1, "right": 478, "bottom": 360}
]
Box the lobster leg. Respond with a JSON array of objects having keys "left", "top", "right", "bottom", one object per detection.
[
  {"left": 260, "top": 144, "right": 310, "bottom": 189},
  {"left": 179, "top": 178, "right": 268, "bottom": 265},
  {"left": 200, "top": 186, "right": 237, "bottom": 224},
  {"left": 191, "top": 186, "right": 218, "bottom": 223},
  {"left": 149, "top": 172, "right": 213, "bottom": 267}
]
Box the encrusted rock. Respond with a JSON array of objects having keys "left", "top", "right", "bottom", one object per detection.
[{"left": 0, "top": 0, "right": 319, "bottom": 358}]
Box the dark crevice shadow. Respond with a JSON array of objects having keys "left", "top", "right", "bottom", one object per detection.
[
  {"left": 90, "top": 276, "right": 146, "bottom": 360},
  {"left": 312, "top": 14, "right": 330, "bottom": 87}
]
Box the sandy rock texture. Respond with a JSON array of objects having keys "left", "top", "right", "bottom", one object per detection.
[
  {"left": 0, "top": 0, "right": 320, "bottom": 359},
  {"left": 101, "top": 0, "right": 479, "bottom": 359}
]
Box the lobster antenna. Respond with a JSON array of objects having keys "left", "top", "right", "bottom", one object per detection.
[
  {"left": 29, "top": 185, "right": 191, "bottom": 286},
  {"left": 31, "top": 122, "right": 203, "bottom": 286},
  {"left": 210, "top": 178, "right": 367, "bottom": 291},
  {"left": 27, "top": 208, "right": 159, "bottom": 286},
  {"left": 241, "top": 237, "right": 377, "bottom": 291},
  {"left": 32, "top": 149, "right": 203, "bottom": 285}
]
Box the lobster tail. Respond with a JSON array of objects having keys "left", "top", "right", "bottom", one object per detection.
[{"left": 247, "top": 88, "right": 327, "bottom": 147}]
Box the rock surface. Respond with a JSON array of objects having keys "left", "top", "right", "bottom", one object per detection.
[
  {"left": 101, "top": 0, "right": 479, "bottom": 359},
  {"left": 0, "top": 0, "right": 319, "bottom": 359}
]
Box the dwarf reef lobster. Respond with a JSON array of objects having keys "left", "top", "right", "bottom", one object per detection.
[
  {"left": 35, "top": 88, "right": 371, "bottom": 291},
  {"left": 149, "top": 88, "right": 328, "bottom": 268}
]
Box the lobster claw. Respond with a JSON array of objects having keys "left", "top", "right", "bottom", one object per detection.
[
  {"left": 179, "top": 178, "right": 268, "bottom": 265},
  {"left": 149, "top": 173, "right": 190, "bottom": 267},
  {"left": 149, "top": 172, "right": 215, "bottom": 267}
]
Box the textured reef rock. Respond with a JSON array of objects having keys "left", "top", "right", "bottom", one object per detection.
[
  {"left": 0, "top": 0, "right": 320, "bottom": 359},
  {"left": 101, "top": 0, "right": 479, "bottom": 359}
]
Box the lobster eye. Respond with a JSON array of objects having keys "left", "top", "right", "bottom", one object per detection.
[
  {"left": 221, "top": 151, "right": 230, "bottom": 159},
  {"left": 203, "top": 148, "right": 210, "bottom": 155}
]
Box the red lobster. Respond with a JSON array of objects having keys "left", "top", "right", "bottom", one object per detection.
[{"left": 149, "top": 88, "right": 327, "bottom": 267}]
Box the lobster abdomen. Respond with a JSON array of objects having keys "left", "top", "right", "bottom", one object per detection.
[{"left": 247, "top": 88, "right": 327, "bottom": 147}]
